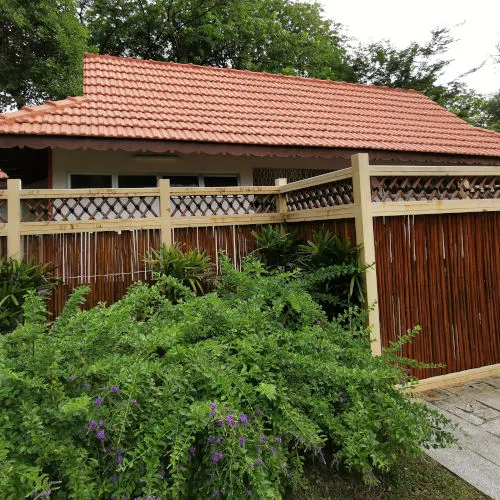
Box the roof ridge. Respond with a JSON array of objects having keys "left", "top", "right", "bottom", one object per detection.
[
  {"left": 0, "top": 97, "right": 88, "bottom": 122},
  {"left": 83, "top": 52, "right": 422, "bottom": 95}
]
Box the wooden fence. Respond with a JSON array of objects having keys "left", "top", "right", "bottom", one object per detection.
[{"left": 1, "top": 154, "right": 499, "bottom": 381}]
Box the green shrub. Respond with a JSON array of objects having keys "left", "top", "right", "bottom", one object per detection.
[
  {"left": 145, "top": 243, "right": 213, "bottom": 297},
  {"left": 252, "top": 227, "right": 365, "bottom": 317},
  {"left": 0, "top": 260, "right": 453, "bottom": 499},
  {"left": 0, "top": 256, "right": 56, "bottom": 333},
  {"left": 251, "top": 226, "right": 305, "bottom": 271}
]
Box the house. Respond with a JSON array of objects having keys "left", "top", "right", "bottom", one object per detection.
[{"left": 0, "top": 53, "right": 499, "bottom": 190}]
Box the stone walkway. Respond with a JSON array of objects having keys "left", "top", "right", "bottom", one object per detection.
[{"left": 420, "top": 376, "right": 500, "bottom": 499}]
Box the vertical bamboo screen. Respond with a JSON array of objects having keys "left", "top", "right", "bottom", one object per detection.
[
  {"left": 2, "top": 156, "right": 499, "bottom": 380},
  {"left": 374, "top": 213, "right": 500, "bottom": 378}
]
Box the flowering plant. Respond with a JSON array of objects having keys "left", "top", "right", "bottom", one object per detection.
[{"left": 0, "top": 261, "right": 453, "bottom": 498}]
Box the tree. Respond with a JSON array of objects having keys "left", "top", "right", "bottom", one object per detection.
[
  {"left": 484, "top": 92, "right": 500, "bottom": 131},
  {"left": 78, "top": 0, "right": 352, "bottom": 80},
  {"left": 0, "top": 0, "right": 88, "bottom": 111}
]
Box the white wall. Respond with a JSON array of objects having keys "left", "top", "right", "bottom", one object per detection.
[{"left": 51, "top": 149, "right": 349, "bottom": 188}]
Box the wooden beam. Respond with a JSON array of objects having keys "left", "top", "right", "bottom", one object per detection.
[
  {"left": 370, "top": 165, "right": 500, "bottom": 176},
  {"left": 159, "top": 178, "right": 172, "bottom": 247},
  {"left": 280, "top": 168, "right": 352, "bottom": 193},
  {"left": 371, "top": 199, "right": 500, "bottom": 217},
  {"left": 284, "top": 205, "right": 356, "bottom": 223},
  {"left": 352, "top": 153, "right": 381, "bottom": 356}
]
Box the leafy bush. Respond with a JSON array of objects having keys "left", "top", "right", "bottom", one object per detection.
[
  {"left": 0, "top": 256, "right": 56, "bottom": 333},
  {"left": 253, "top": 227, "right": 365, "bottom": 317},
  {"left": 0, "top": 260, "right": 453, "bottom": 499},
  {"left": 145, "top": 243, "right": 213, "bottom": 297},
  {"left": 251, "top": 226, "right": 305, "bottom": 271}
]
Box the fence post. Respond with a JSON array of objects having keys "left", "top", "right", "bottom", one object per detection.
[
  {"left": 159, "top": 178, "right": 172, "bottom": 247},
  {"left": 351, "top": 153, "right": 381, "bottom": 356},
  {"left": 7, "top": 178, "right": 22, "bottom": 259},
  {"left": 275, "top": 178, "right": 287, "bottom": 232}
]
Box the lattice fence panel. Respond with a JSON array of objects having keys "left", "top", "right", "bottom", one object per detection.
[
  {"left": 286, "top": 179, "right": 354, "bottom": 211},
  {"left": 253, "top": 168, "right": 332, "bottom": 186},
  {"left": 21, "top": 196, "right": 160, "bottom": 222},
  {"left": 0, "top": 199, "right": 6, "bottom": 223},
  {"left": 171, "top": 194, "right": 277, "bottom": 216},
  {"left": 371, "top": 176, "right": 500, "bottom": 202}
]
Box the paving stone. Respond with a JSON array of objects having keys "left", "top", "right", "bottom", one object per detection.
[
  {"left": 419, "top": 388, "right": 454, "bottom": 402},
  {"left": 482, "top": 377, "right": 500, "bottom": 389},
  {"left": 481, "top": 417, "right": 500, "bottom": 438},
  {"left": 453, "top": 398, "right": 500, "bottom": 420},
  {"left": 474, "top": 391, "right": 500, "bottom": 413},
  {"left": 467, "top": 381, "right": 499, "bottom": 393},
  {"left": 446, "top": 384, "right": 470, "bottom": 395},
  {"left": 434, "top": 400, "right": 485, "bottom": 426}
]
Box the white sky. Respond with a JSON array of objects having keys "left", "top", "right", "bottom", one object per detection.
[{"left": 321, "top": 0, "right": 500, "bottom": 95}]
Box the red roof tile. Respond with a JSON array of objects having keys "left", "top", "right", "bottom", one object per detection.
[{"left": 0, "top": 53, "right": 499, "bottom": 157}]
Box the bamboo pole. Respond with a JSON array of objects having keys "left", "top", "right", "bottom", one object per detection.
[
  {"left": 351, "top": 153, "right": 381, "bottom": 355},
  {"left": 7, "top": 179, "right": 21, "bottom": 259}
]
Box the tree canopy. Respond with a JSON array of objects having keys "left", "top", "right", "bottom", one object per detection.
[
  {"left": 0, "top": 0, "right": 498, "bottom": 133},
  {"left": 0, "top": 0, "right": 87, "bottom": 109}
]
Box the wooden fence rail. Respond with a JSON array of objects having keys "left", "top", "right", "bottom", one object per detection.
[{"left": 1, "top": 154, "right": 499, "bottom": 381}]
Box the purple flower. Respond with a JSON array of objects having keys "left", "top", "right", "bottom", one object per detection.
[
  {"left": 207, "top": 436, "right": 215, "bottom": 443},
  {"left": 98, "top": 420, "right": 104, "bottom": 428},
  {"left": 215, "top": 437, "right": 223, "bottom": 445},
  {"left": 116, "top": 448, "right": 122, "bottom": 456},
  {"left": 225, "top": 413, "right": 237, "bottom": 427},
  {"left": 215, "top": 419, "right": 224, "bottom": 426},
  {"left": 281, "top": 322, "right": 286, "bottom": 327},
  {"left": 270, "top": 446, "right": 276, "bottom": 455},
  {"left": 214, "top": 491, "right": 220, "bottom": 497},
  {"left": 239, "top": 436, "right": 245, "bottom": 447},
  {"left": 256, "top": 448, "right": 261, "bottom": 454},
  {"left": 211, "top": 451, "right": 223, "bottom": 463},
  {"left": 88, "top": 420, "right": 97, "bottom": 431},
  {"left": 117, "top": 455, "right": 124, "bottom": 465},
  {"left": 189, "top": 446, "right": 196, "bottom": 454},
  {"left": 83, "top": 384, "right": 89, "bottom": 389},
  {"left": 178, "top": 464, "right": 184, "bottom": 469},
  {"left": 94, "top": 396, "right": 103, "bottom": 406},
  {"left": 210, "top": 472, "right": 215, "bottom": 479},
  {"left": 209, "top": 410, "right": 216, "bottom": 417},
  {"left": 240, "top": 414, "right": 248, "bottom": 423},
  {"left": 43, "top": 490, "right": 51, "bottom": 497},
  {"left": 257, "top": 438, "right": 264, "bottom": 445},
  {"left": 274, "top": 437, "right": 281, "bottom": 443},
  {"left": 96, "top": 430, "right": 105, "bottom": 440},
  {"left": 340, "top": 392, "right": 348, "bottom": 403},
  {"left": 249, "top": 463, "right": 254, "bottom": 468},
  {"left": 210, "top": 402, "right": 217, "bottom": 410},
  {"left": 256, "top": 458, "right": 263, "bottom": 466},
  {"left": 111, "top": 475, "right": 117, "bottom": 484},
  {"left": 255, "top": 409, "right": 262, "bottom": 415},
  {"left": 67, "top": 375, "right": 77, "bottom": 381},
  {"left": 111, "top": 386, "right": 120, "bottom": 393},
  {"left": 146, "top": 497, "right": 154, "bottom": 500},
  {"left": 316, "top": 321, "right": 322, "bottom": 326},
  {"left": 130, "top": 399, "right": 137, "bottom": 404}
]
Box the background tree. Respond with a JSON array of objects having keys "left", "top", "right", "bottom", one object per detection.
[{"left": 0, "top": 0, "right": 88, "bottom": 110}]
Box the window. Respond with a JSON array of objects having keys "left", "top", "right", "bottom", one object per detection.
[
  {"left": 118, "top": 175, "right": 157, "bottom": 188},
  {"left": 163, "top": 175, "right": 239, "bottom": 187},
  {"left": 70, "top": 174, "right": 112, "bottom": 189},
  {"left": 164, "top": 175, "right": 199, "bottom": 187},
  {"left": 204, "top": 176, "right": 239, "bottom": 187}
]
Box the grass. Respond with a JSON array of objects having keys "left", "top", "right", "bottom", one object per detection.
[{"left": 286, "top": 455, "right": 487, "bottom": 500}]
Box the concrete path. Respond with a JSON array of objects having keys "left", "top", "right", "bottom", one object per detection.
[{"left": 420, "top": 376, "right": 500, "bottom": 499}]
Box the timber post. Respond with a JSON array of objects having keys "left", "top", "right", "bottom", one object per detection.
[
  {"left": 275, "top": 177, "right": 288, "bottom": 232},
  {"left": 7, "top": 178, "right": 22, "bottom": 259},
  {"left": 351, "top": 153, "right": 381, "bottom": 355},
  {"left": 159, "top": 178, "right": 172, "bottom": 247}
]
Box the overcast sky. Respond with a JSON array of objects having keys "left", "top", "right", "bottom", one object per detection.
[{"left": 321, "top": 0, "right": 500, "bottom": 95}]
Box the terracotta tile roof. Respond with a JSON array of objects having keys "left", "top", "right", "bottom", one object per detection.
[{"left": 0, "top": 53, "right": 499, "bottom": 157}]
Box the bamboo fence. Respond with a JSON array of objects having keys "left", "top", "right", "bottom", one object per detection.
[{"left": 1, "top": 154, "right": 499, "bottom": 382}]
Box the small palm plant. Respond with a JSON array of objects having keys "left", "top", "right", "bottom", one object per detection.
[{"left": 145, "top": 243, "right": 213, "bottom": 296}]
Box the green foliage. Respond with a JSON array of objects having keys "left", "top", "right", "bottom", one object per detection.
[
  {"left": 0, "top": 0, "right": 88, "bottom": 109},
  {"left": 79, "top": 0, "right": 351, "bottom": 80},
  {"left": 145, "top": 243, "right": 213, "bottom": 297},
  {"left": 251, "top": 226, "right": 305, "bottom": 271},
  {"left": 252, "top": 227, "right": 365, "bottom": 317},
  {"left": 0, "top": 262, "right": 454, "bottom": 498},
  {"left": 0, "top": 257, "right": 56, "bottom": 333}
]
